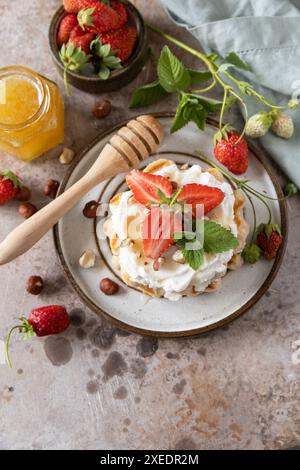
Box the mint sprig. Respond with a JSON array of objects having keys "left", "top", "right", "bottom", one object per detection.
[{"left": 174, "top": 220, "right": 239, "bottom": 270}]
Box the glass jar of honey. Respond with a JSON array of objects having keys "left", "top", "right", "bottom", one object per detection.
[{"left": 0, "top": 66, "right": 64, "bottom": 161}]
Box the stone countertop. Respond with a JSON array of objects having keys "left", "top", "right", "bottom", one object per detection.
[{"left": 1, "top": 0, "right": 300, "bottom": 451}]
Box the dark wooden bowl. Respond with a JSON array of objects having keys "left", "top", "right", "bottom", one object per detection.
[{"left": 49, "top": 1, "right": 148, "bottom": 94}]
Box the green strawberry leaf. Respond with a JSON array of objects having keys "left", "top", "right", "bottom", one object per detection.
[
  {"left": 158, "top": 46, "right": 191, "bottom": 93},
  {"left": 1, "top": 170, "right": 20, "bottom": 188},
  {"left": 99, "top": 66, "right": 110, "bottom": 80},
  {"left": 129, "top": 81, "right": 167, "bottom": 108},
  {"left": 203, "top": 220, "right": 239, "bottom": 253},
  {"left": 77, "top": 7, "right": 95, "bottom": 31},
  {"left": 223, "top": 52, "right": 252, "bottom": 72}
]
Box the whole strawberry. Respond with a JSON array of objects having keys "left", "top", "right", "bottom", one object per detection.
[
  {"left": 64, "top": 0, "right": 100, "bottom": 14},
  {"left": 6, "top": 306, "right": 70, "bottom": 368},
  {"left": 245, "top": 112, "right": 272, "bottom": 139},
  {"left": 77, "top": 4, "right": 120, "bottom": 34},
  {"left": 214, "top": 132, "right": 249, "bottom": 175},
  {"left": 0, "top": 170, "right": 20, "bottom": 205},
  {"left": 112, "top": 1, "right": 128, "bottom": 29},
  {"left": 69, "top": 31, "right": 95, "bottom": 54},
  {"left": 57, "top": 13, "right": 78, "bottom": 47},
  {"left": 271, "top": 112, "right": 294, "bottom": 139},
  {"left": 256, "top": 224, "right": 283, "bottom": 260},
  {"left": 101, "top": 25, "right": 137, "bottom": 62}
]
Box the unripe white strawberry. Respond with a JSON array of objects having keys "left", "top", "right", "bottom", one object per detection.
[
  {"left": 272, "top": 112, "right": 294, "bottom": 139},
  {"left": 245, "top": 113, "right": 272, "bottom": 138}
]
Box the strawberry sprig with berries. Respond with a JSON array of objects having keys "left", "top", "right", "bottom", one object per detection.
[
  {"left": 126, "top": 170, "right": 238, "bottom": 270},
  {"left": 130, "top": 26, "right": 298, "bottom": 151},
  {"left": 196, "top": 153, "right": 284, "bottom": 263}
]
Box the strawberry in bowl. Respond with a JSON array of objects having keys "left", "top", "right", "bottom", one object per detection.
[
  {"left": 49, "top": 0, "right": 148, "bottom": 94},
  {"left": 103, "top": 159, "right": 250, "bottom": 301}
]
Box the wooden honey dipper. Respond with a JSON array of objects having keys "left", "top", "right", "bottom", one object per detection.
[{"left": 0, "top": 115, "right": 164, "bottom": 265}]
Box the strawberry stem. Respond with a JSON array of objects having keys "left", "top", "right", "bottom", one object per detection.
[{"left": 5, "top": 325, "right": 25, "bottom": 369}]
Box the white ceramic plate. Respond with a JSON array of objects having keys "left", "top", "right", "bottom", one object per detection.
[{"left": 54, "top": 115, "right": 287, "bottom": 337}]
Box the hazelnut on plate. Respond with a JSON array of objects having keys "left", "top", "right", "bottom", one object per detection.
[
  {"left": 100, "top": 278, "right": 119, "bottom": 295},
  {"left": 83, "top": 200, "right": 100, "bottom": 218}
]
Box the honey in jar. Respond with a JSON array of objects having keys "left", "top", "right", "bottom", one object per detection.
[{"left": 0, "top": 66, "right": 64, "bottom": 161}]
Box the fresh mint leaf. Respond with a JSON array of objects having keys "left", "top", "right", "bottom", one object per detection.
[
  {"left": 181, "top": 247, "right": 204, "bottom": 270},
  {"left": 224, "top": 52, "right": 252, "bottom": 72},
  {"left": 203, "top": 220, "right": 239, "bottom": 253},
  {"left": 171, "top": 94, "right": 190, "bottom": 133},
  {"left": 191, "top": 95, "right": 223, "bottom": 112},
  {"left": 129, "top": 81, "right": 167, "bottom": 108},
  {"left": 171, "top": 94, "right": 209, "bottom": 133},
  {"left": 158, "top": 46, "right": 191, "bottom": 93},
  {"left": 188, "top": 69, "right": 212, "bottom": 85}
]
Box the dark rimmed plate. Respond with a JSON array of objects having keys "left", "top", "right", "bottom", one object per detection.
[{"left": 53, "top": 114, "right": 287, "bottom": 337}]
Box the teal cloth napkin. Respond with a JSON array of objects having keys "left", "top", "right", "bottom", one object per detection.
[{"left": 160, "top": 0, "right": 300, "bottom": 187}]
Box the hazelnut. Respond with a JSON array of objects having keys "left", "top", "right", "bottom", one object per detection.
[
  {"left": 26, "top": 275, "right": 44, "bottom": 295},
  {"left": 15, "top": 186, "right": 31, "bottom": 202},
  {"left": 59, "top": 147, "right": 75, "bottom": 165},
  {"left": 79, "top": 249, "right": 96, "bottom": 269},
  {"left": 44, "top": 179, "right": 60, "bottom": 199},
  {"left": 83, "top": 200, "right": 100, "bottom": 218},
  {"left": 19, "top": 202, "right": 38, "bottom": 219},
  {"left": 92, "top": 99, "right": 111, "bottom": 119},
  {"left": 100, "top": 278, "right": 119, "bottom": 295}
]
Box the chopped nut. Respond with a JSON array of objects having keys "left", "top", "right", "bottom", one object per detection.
[
  {"left": 153, "top": 257, "right": 164, "bottom": 271},
  {"left": 19, "top": 202, "right": 38, "bottom": 219},
  {"left": 79, "top": 250, "right": 96, "bottom": 269},
  {"left": 83, "top": 200, "right": 100, "bottom": 218},
  {"left": 26, "top": 275, "right": 44, "bottom": 295},
  {"left": 15, "top": 186, "right": 31, "bottom": 202},
  {"left": 44, "top": 179, "right": 60, "bottom": 199},
  {"left": 59, "top": 147, "right": 74, "bottom": 165},
  {"left": 172, "top": 250, "right": 186, "bottom": 264},
  {"left": 92, "top": 99, "right": 111, "bottom": 119},
  {"left": 100, "top": 278, "right": 119, "bottom": 295},
  {"left": 180, "top": 163, "right": 189, "bottom": 170}
]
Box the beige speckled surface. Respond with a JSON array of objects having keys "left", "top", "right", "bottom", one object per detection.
[{"left": 0, "top": 0, "right": 300, "bottom": 451}]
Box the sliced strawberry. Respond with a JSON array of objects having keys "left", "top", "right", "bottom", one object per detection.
[
  {"left": 126, "top": 170, "right": 173, "bottom": 206},
  {"left": 142, "top": 206, "right": 182, "bottom": 259},
  {"left": 177, "top": 184, "right": 225, "bottom": 216}
]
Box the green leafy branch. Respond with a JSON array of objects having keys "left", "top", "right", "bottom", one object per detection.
[{"left": 130, "top": 25, "right": 296, "bottom": 143}]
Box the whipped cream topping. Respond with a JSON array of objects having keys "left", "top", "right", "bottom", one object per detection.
[{"left": 107, "top": 163, "right": 238, "bottom": 301}]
